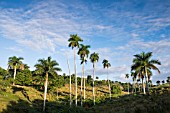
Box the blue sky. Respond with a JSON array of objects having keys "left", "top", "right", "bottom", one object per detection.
[{"left": 0, "top": 0, "right": 170, "bottom": 84}]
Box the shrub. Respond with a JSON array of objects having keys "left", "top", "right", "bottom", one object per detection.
[
  {"left": 15, "top": 70, "right": 32, "bottom": 86},
  {"left": 111, "top": 85, "right": 122, "bottom": 94}
]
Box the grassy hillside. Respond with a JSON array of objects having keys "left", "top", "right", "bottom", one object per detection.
[{"left": 0, "top": 76, "right": 170, "bottom": 113}]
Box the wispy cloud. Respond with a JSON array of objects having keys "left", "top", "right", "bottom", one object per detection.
[
  {"left": 6, "top": 47, "right": 23, "bottom": 53},
  {"left": 0, "top": 0, "right": 170, "bottom": 83}
]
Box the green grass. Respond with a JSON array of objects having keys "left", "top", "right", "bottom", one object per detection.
[{"left": 0, "top": 77, "right": 170, "bottom": 113}]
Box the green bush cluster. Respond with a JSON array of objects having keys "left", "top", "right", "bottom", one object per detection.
[{"left": 111, "top": 85, "right": 122, "bottom": 94}]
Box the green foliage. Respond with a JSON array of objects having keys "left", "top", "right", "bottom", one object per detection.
[
  {"left": 49, "top": 75, "right": 65, "bottom": 92},
  {"left": 111, "top": 85, "right": 122, "bottom": 94},
  {"left": 0, "top": 67, "right": 8, "bottom": 77},
  {"left": 15, "top": 70, "right": 32, "bottom": 86}
]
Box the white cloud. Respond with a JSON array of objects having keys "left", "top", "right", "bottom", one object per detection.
[
  {"left": 6, "top": 47, "right": 23, "bottom": 53},
  {"left": 0, "top": 0, "right": 170, "bottom": 84}
]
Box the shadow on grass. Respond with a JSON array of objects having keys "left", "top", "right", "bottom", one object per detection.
[
  {"left": 12, "top": 86, "right": 24, "bottom": 94},
  {"left": 1, "top": 98, "right": 90, "bottom": 113},
  {"left": 2, "top": 85, "right": 170, "bottom": 113}
]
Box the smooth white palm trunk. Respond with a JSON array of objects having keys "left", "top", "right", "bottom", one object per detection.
[
  {"left": 80, "top": 66, "right": 83, "bottom": 106},
  {"left": 145, "top": 67, "right": 149, "bottom": 93},
  {"left": 93, "top": 63, "right": 96, "bottom": 105},
  {"left": 43, "top": 72, "right": 48, "bottom": 111},
  {"left": 67, "top": 56, "right": 72, "bottom": 106},
  {"left": 83, "top": 62, "right": 86, "bottom": 100},
  {"left": 13, "top": 66, "right": 17, "bottom": 85},
  {"left": 14, "top": 66, "right": 17, "bottom": 80},
  {"left": 142, "top": 78, "right": 146, "bottom": 94},
  {"left": 107, "top": 68, "right": 111, "bottom": 100},
  {"left": 74, "top": 49, "right": 77, "bottom": 106}
]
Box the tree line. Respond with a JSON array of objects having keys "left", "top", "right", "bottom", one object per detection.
[{"left": 0, "top": 34, "right": 167, "bottom": 111}]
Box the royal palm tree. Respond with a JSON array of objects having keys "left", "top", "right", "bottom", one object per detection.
[
  {"left": 68, "top": 34, "right": 83, "bottom": 106},
  {"left": 90, "top": 52, "right": 99, "bottom": 105},
  {"left": 131, "top": 52, "right": 161, "bottom": 94},
  {"left": 8, "top": 56, "right": 24, "bottom": 85},
  {"left": 125, "top": 74, "right": 129, "bottom": 94},
  {"left": 102, "top": 59, "right": 111, "bottom": 99},
  {"left": 77, "top": 44, "right": 90, "bottom": 106},
  {"left": 34, "top": 56, "right": 61, "bottom": 111}
]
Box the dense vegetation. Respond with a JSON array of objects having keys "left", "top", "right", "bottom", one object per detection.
[{"left": 0, "top": 34, "right": 170, "bottom": 113}]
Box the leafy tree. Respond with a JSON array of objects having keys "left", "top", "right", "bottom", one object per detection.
[
  {"left": 90, "top": 52, "right": 99, "bottom": 105},
  {"left": 49, "top": 75, "right": 64, "bottom": 100},
  {"left": 102, "top": 59, "right": 111, "bottom": 99},
  {"left": 131, "top": 52, "right": 161, "bottom": 94},
  {"left": 34, "top": 56, "right": 61, "bottom": 111},
  {"left": 156, "top": 80, "right": 160, "bottom": 85},
  {"left": 167, "top": 77, "right": 170, "bottom": 83},
  {"left": 111, "top": 85, "right": 121, "bottom": 94},
  {"left": 15, "top": 69, "right": 32, "bottom": 86},
  {"left": 96, "top": 76, "right": 99, "bottom": 80},
  {"left": 0, "top": 67, "right": 8, "bottom": 77},
  {"left": 8, "top": 56, "right": 24, "bottom": 85},
  {"left": 87, "top": 75, "right": 92, "bottom": 86},
  {"left": 162, "top": 80, "right": 165, "bottom": 84},
  {"left": 78, "top": 44, "right": 90, "bottom": 106},
  {"left": 68, "top": 34, "right": 83, "bottom": 106}
]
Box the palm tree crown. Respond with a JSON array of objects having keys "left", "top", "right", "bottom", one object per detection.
[
  {"left": 90, "top": 52, "right": 99, "bottom": 64},
  {"left": 131, "top": 52, "right": 161, "bottom": 73},
  {"left": 77, "top": 44, "right": 90, "bottom": 64},
  {"left": 34, "top": 56, "right": 61, "bottom": 76},
  {"left": 102, "top": 59, "right": 111, "bottom": 69},
  {"left": 68, "top": 34, "right": 83, "bottom": 49},
  {"left": 125, "top": 74, "right": 129, "bottom": 79},
  {"left": 8, "top": 56, "right": 24, "bottom": 69}
]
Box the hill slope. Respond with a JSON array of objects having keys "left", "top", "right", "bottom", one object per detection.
[{"left": 0, "top": 77, "right": 170, "bottom": 113}]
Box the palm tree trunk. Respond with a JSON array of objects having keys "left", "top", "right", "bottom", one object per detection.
[
  {"left": 135, "top": 79, "right": 136, "bottom": 93},
  {"left": 74, "top": 48, "right": 77, "bottom": 106},
  {"left": 80, "top": 64, "right": 83, "bottom": 106},
  {"left": 145, "top": 67, "right": 149, "bottom": 93},
  {"left": 132, "top": 80, "right": 135, "bottom": 94},
  {"left": 93, "top": 63, "right": 95, "bottom": 105},
  {"left": 107, "top": 68, "right": 111, "bottom": 100},
  {"left": 13, "top": 65, "right": 17, "bottom": 85},
  {"left": 43, "top": 72, "right": 48, "bottom": 111},
  {"left": 67, "top": 56, "right": 72, "bottom": 107},
  {"left": 83, "top": 62, "right": 86, "bottom": 100},
  {"left": 142, "top": 78, "right": 146, "bottom": 94}
]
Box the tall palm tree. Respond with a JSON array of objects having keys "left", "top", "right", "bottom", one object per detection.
[
  {"left": 102, "top": 59, "right": 111, "bottom": 99},
  {"left": 34, "top": 56, "right": 61, "bottom": 111},
  {"left": 77, "top": 44, "right": 90, "bottom": 106},
  {"left": 68, "top": 34, "right": 83, "bottom": 106},
  {"left": 90, "top": 52, "right": 99, "bottom": 105},
  {"left": 131, "top": 52, "right": 161, "bottom": 94},
  {"left": 125, "top": 74, "right": 129, "bottom": 94},
  {"left": 8, "top": 56, "right": 24, "bottom": 85}
]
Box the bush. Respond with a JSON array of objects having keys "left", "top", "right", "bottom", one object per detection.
[
  {"left": 15, "top": 70, "right": 32, "bottom": 86},
  {"left": 111, "top": 85, "right": 122, "bottom": 94}
]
